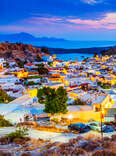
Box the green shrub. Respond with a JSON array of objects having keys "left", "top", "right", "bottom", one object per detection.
[
  {"left": 0, "top": 88, "right": 14, "bottom": 103},
  {"left": 36, "top": 56, "right": 43, "bottom": 62},
  {"left": 27, "top": 75, "right": 42, "bottom": 79},
  {"left": 97, "top": 81, "right": 102, "bottom": 86},
  {"left": 72, "top": 98, "right": 87, "bottom": 105},
  {"left": 25, "top": 81, "right": 36, "bottom": 86},
  {"left": 37, "top": 64, "right": 49, "bottom": 75},
  {"left": 48, "top": 62, "right": 53, "bottom": 67},
  {"left": 97, "top": 81, "right": 111, "bottom": 89},
  {"left": 51, "top": 118, "right": 59, "bottom": 124},
  {"left": 5, "top": 127, "right": 28, "bottom": 142},
  {"left": 102, "top": 83, "right": 111, "bottom": 89},
  {"left": 0, "top": 115, "right": 12, "bottom": 127}
]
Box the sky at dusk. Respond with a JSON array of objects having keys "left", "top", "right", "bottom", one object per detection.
[{"left": 1, "top": 0, "right": 116, "bottom": 40}]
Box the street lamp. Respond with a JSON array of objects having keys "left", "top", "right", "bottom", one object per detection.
[{"left": 68, "top": 114, "right": 73, "bottom": 125}]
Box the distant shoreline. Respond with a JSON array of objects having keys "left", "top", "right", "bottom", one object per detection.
[{"left": 47, "top": 46, "right": 112, "bottom": 54}]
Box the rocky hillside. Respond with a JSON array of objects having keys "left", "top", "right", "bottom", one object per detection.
[
  {"left": 0, "top": 42, "right": 47, "bottom": 62},
  {"left": 101, "top": 46, "right": 116, "bottom": 56}
]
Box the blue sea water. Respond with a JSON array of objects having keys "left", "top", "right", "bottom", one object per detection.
[
  {"left": 29, "top": 40, "right": 116, "bottom": 61},
  {"left": 26, "top": 40, "right": 116, "bottom": 61},
  {"left": 56, "top": 53, "right": 93, "bottom": 61},
  {"left": 32, "top": 40, "right": 116, "bottom": 49}
]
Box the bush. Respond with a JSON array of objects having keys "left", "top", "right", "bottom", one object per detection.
[
  {"left": 16, "top": 59, "right": 25, "bottom": 68},
  {"left": 13, "top": 137, "right": 24, "bottom": 145},
  {"left": 0, "top": 137, "right": 9, "bottom": 145},
  {"left": 0, "top": 150, "right": 12, "bottom": 156},
  {"left": 84, "top": 141, "right": 100, "bottom": 152},
  {"left": 97, "top": 81, "right": 102, "bottom": 86},
  {"left": 36, "top": 56, "right": 43, "bottom": 62},
  {"left": 25, "top": 81, "right": 36, "bottom": 86},
  {"left": 41, "top": 47, "right": 50, "bottom": 54},
  {"left": 92, "top": 150, "right": 116, "bottom": 156},
  {"left": 72, "top": 148, "right": 86, "bottom": 155},
  {"left": 37, "top": 64, "right": 49, "bottom": 75},
  {"left": 21, "top": 153, "right": 32, "bottom": 156},
  {"left": 48, "top": 62, "right": 53, "bottom": 67},
  {"left": 51, "top": 118, "right": 59, "bottom": 124},
  {"left": 0, "top": 88, "right": 14, "bottom": 103},
  {"left": 112, "top": 135, "right": 116, "bottom": 141},
  {"left": 72, "top": 98, "right": 87, "bottom": 105},
  {"left": 5, "top": 127, "right": 28, "bottom": 142},
  {"left": 27, "top": 75, "right": 42, "bottom": 79},
  {"left": 0, "top": 115, "right": 12, "bottom": 127},
  {"left": 102, "top": 83, "right": 111, "bottom": 89},
  {"left": 97, "top": 81, "right": 111, "bottom": 89}
]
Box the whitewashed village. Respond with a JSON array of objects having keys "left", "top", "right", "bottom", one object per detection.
[{"left": 0, "top": 43, "right": 116, "bottom": 155}]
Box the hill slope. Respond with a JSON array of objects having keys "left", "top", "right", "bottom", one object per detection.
[
  {"left": 0, "top": 42, "right": 45, "bottom": 62},
  {"left": 101, "top": 46, "right": 116, "bottom": 55}
]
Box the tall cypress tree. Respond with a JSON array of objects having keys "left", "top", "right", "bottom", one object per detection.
[{"left": 38, "top": 87, "right": 68, "bottom": 115}]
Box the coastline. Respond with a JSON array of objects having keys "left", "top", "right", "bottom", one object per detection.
[{"left": 48, "top": 46, "right": 111, "bottom": 54}]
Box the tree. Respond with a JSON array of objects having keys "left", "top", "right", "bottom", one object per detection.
[
  {"left": 41, "top": 47, "right": 50, "bottom": 54},
  {"left": 102, "top": 83, "right": 111, "bottom": 89},
  {"left": 94, "top": 52, "right": 98, "bottom": 57},
  {"left": 44, "top": 88, "right": 57, "bottom": 114},
  {"left": 97, "top": 81, "right": 111, "bottom": 89},
  {"left": 48, "top": 62, "right": 53, "bottom": 67},
  {"left": 37, "top": 64, "right": 49, "bottom": 75},
  {"left": 64, "top": 65, "right": 69, "bottom": 70},
  {"left": 4, "top": 62, "right": 9, "bottom": 68},
  {"left": 4, "top": 51, "right": 12, "bottom": 58},
  {"left": 37, "top": 87, "right": 68, "bottom": 115},
  {"left": 37, "top": 87, "right": 50, "bottom": 104},
  {"left": 36, "top": 56, "right": 43, "bottom": 62},
  {"left": 0, "top": 115, "right": 12, "bottom": 127},
  {"left": 83, "top": 57, "right": 89, "bottom": 62},
  {"left": 55, "top": 87, "right": 68, "bottom": 114},
  {"left": 73, "top": 98, "right": 87, "bottom": 105},
  {"left": 0, "top": 88, "right": 14, "bottom": 103}
]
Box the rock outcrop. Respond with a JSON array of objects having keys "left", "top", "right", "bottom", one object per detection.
[{"left": 0, "top": 42, "right": 47, "bottom": 62}]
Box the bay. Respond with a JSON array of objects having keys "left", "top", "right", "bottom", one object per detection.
[
  {"left": 33, "top": 40, "right": 116, "bottom": 49},
  {"left": 56, "top": 53, "right": 94, "bottom": 61}
]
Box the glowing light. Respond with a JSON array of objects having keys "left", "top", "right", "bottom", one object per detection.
[{"left": 68, "top": 114, "right": 73, "bottom": 120}]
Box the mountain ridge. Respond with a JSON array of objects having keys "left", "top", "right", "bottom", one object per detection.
[{"left": 0, "top": 32, "right": 66, "bottom": 43}]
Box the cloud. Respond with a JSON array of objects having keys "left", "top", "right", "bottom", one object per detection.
[
  {"left": 68, "top": 13, "right": 116, "bottom": 29},
  {"left": 81, "top": 0, "right": 104, "bottom": 5},
  {"left": 1, "top": 12, "right": 116, "bottom": 37},
  {"left": 23, "top": 15, "right": 69, "bottom": 26},
  {"left": 24, "top": 13, "right": 116, "bottom": 30}
]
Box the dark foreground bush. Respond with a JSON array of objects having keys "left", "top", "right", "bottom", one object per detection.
[
  {"left": 0, "top": 137, "right": 9, "bottom": 145},
  {"left": 21, "top": 153, "right": 32, "bottom": 156},
  {"left": 0, "top": 150, "right": 12, "bottom": 156},
  {"left": 0, "top": 115, "right": 12, "bottom": 127},
  {"left": 5, "top": 127, "right": 28, "bottom": 142},
  {"left": 112, "top": 135, "right": 116, "bottom": 141},
  {"left": 92, "top": 150, "right": 116, "bottom": 156},
  {"left": 71, "top": 148, "right": 87, "bottom": 155}
]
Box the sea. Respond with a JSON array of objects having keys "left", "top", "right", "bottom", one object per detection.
[
  {"left": 35, "top": 40, "right": 116, "bottom": 49},
  {"left": 30, "top": 40, "right": 116, "bottom": 61},
  {"left": 55, "top": 53, "right": 93, "bottom": 62}
]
